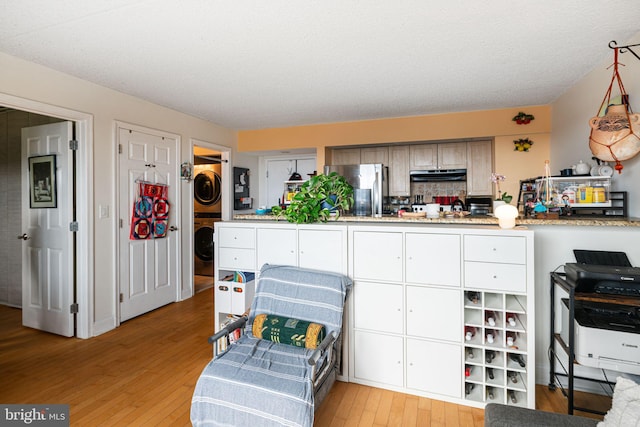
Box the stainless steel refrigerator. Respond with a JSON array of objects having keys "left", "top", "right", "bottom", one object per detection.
[{"left": 323, "top": 163, "right": 388, "bottom": 217}]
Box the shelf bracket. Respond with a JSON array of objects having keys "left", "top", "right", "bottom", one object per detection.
[{"left": 609, "top": 40, "right": 640, "bottom": 62}]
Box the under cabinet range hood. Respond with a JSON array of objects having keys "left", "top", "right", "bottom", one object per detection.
[{"left": 409, "top": 169, "right": 467, "bottom": 182}]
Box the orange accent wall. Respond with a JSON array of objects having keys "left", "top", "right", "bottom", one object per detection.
[{"left": 238, "top": 105, "right": 551, "bottom": 199}]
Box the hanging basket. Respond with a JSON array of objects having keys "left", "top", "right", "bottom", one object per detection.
[{"left": 588, "top": 48, "right": 640, "bottom": 173}]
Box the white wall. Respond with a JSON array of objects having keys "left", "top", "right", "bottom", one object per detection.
[
  {"left": 552, "top": 32, "right": 640, "bottom": 217},
  {"left": 0, "top": 52, "right": 236, "bottom": 336}
]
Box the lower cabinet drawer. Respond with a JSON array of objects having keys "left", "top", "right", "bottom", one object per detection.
[
  {"left": 218, "top": 248, "right": 256, "bottom": 270},
  {"left": 464, "top": 261, "right": 526, "bottom": 292}
]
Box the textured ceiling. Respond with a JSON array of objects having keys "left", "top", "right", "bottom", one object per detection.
[{"left": 1, "top": 1, "right": 639, "bottom": 130}]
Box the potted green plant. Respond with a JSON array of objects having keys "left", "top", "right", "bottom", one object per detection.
[{"left": 271, "top": 172, "right": 354, "bottom": 223}]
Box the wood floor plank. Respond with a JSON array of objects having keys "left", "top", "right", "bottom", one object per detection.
[{"left": 0, "top": 290, "right": 609, "bottom": 426}]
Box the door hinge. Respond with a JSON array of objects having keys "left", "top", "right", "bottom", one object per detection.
[
  {"left": 69, "top": 139, "right": 79, "bottom": 150},
  {"left": 70, "top": 303, "right": 79, "bottom": 314},
  {"left": 69, "top": 221, "right": 79, "bottom": 232},
  {"left": 120, "top": 218, "right": 123, "bottom": 228},
  {"left": 118, "top": 144, "right": 123, "bottom": 154},
  {"left": 119, "top": 293, "right": 124, "bottom": 303}
]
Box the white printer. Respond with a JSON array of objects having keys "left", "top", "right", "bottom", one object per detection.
[
  {"left": 560, "top": 250, "right": 640, "bottom": 375},
  {"left": 560, "top": 299, "right": 640, "bottom": 375}
]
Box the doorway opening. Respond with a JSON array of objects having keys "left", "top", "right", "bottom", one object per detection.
[
  {"left": 193, "top": 144, "right": 223, "bottom": 294},
  {"left": 0, "top": 94, "right": 93, "bottom": 339}
]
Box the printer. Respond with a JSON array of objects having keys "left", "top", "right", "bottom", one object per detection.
[{"left": 560, "top": 250, "right": 640, "bottom": 375}]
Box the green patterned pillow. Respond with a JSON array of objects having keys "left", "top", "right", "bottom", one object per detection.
[{"left": 252, "top": 314, "right": 325, "bottom": 349}]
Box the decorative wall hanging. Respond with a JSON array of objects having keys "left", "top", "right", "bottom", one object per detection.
[
  {"left": 588, "top": 43, "right": 640, "bottom": 173},
  {"left": 129, "top": 181, "right": 170, "bottom": 240},
  {"left": 513, "top": 138, "right": 534, "bottom": 152},
  {"left": 28, "top": 154, "right": 57, "bottom": 208},
  {"left": 512, "top": 112, "right": 535, "bottom": 125},
  {"left": 180, "top": 162, "right": 193, "bottom": 182}
]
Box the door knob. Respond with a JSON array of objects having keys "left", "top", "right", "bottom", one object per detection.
[
  {"left": 17, "top": 234, "right": 30, "bottom": 240},
  {"left": 169, "top": 226, "right": 178, "bottom": 231}
]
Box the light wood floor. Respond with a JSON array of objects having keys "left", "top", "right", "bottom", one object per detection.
[{"left": 0, "top": 288, "right": 609, "bottom": 426}]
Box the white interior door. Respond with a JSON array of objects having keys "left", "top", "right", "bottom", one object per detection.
[
  {"left": 21, "top": 121, "right": 75, "bottom": 337},
  {"left": 118, "top": 127, "right": 179, "bottom": 321}
]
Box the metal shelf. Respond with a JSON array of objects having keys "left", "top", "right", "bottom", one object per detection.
[{"left": 548, "top": 272, "right": 613, "bottom": 416}]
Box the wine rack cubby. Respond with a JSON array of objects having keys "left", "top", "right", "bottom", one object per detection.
[{"left": 463, "top": 290, "right": 529, "bottom": 407}]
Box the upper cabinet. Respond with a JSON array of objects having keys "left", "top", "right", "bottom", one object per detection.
[
  {"left": 389, "top": 146, "right": 411, "bottom": 196},
  {"left": 409, "top": 144, "right": 438, "bottom": 170},
  {"left": 409, "top": 143, "right": 467, "bottom": 170},
  {"left": 466, "top": 140, "right": 493, "bottom": 196},
  {"left": 438, "top": 143, "right": 467, "bottom": 169},
  {"left": 360, "top": 146, "right": 389, "bottom": 165},
  {"left": 331, "top": 148, "right": 361, "bottom": 165}
]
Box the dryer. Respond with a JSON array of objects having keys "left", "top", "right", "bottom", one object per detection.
[{"left": 194, "top": 163, "right": 222, "bottom": 214}]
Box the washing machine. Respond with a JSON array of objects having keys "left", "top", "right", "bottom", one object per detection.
[
  {"left": 194, "top": 216, "right": 218, "bottom": 276},
  {"left": 194, "top": 163, "right": 222, "bottom": 215},
  {"left": 194, "top": 163, "right": 221, "bottom": 276}
]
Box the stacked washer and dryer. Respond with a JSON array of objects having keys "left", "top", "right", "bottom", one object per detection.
[{"left": 194, "top": 162, "right": 222, "bottom": 277}]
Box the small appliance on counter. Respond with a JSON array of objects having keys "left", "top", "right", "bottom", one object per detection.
[{"left": 466, "top": 197, "right": 492, "bottom": 216}]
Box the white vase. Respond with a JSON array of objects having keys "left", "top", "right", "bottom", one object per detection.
[{"left": 492, "top": 200, "right": 506, "bottom": 213}]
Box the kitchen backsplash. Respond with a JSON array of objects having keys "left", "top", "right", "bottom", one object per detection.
[{"left": 410, "top": 182, "right": 467, "bottom": 203}]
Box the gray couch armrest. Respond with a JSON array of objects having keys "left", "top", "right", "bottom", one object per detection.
[{"left": 484, "top": 403, "right": 599, "bottom": 427}]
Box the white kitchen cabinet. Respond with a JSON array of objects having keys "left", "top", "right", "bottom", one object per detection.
[
  {"left": 407, "top": 338, "right": 462, "bottom": 398},
  {"left": 406, "top": 286, "right": 460, "bottom": 342},
  {"left": 466, "top": 140, "right": 493, "bottom": 196},
  {"left": 214, "top": 224, "right": 258, "bottom": 331},
  {"left": 215, "top": 222, "right": 534, "bottom": 410},
  {"left": 462, "top": 232, "right": 534, "bottom": 408},
  {"left": 353, "top": 330, "right": 403, "bottom": 387},
  {"left": 354, "top": 281, "right": 403, "bottom": 334},
  {"left": 298, "top": 227, "right": 346, "bottom": 273},
  {"left": 331, "top": 148, "right": 361, "bottom": 165},
  {"left": 438, "top": 142, "right": 467, "bottom": 169},
  {"left": 389, "top": 145, "right": 410, "bottom": 196},
  {"left": 361, "top": 146, "right": 389, "bottom": 165},
  {"left": 348, "top": 224, "right": 534, "bottom": 409},
  {"left": 405, "top": 233, "right": 460, "bottom": 287},
  {"left": 351, "top": 230, "right": 403, "bottom": 282},
  {"left": 256, "top": 227, "right": 297, "bottom": 267},
  {"left": 464, "top": 235, "right": 528, "bottom": 293}
]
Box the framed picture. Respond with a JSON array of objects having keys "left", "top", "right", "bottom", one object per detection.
[{"left": 29, "top": 155, "right": 57, "bottom": 208}]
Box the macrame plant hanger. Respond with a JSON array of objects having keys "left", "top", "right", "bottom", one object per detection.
[{"left": 589, "top": 42, "right": 640, "bottom": 174}]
